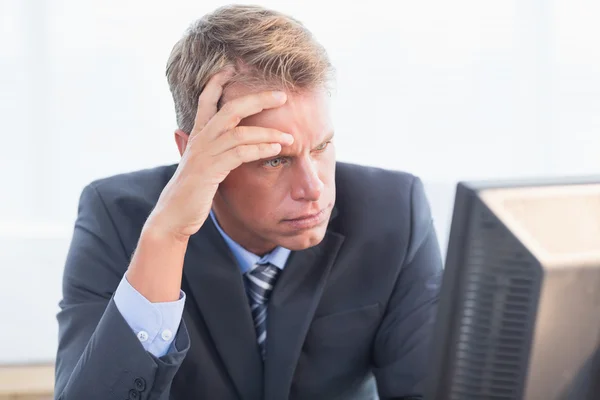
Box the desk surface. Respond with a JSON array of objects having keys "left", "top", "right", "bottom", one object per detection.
[{"left": 0, "top": 364, "right": 54, "bottom": 398}]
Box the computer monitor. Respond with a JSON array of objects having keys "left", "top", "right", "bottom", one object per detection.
[{"left": 426, "top": 177, "right": 600, "bottom": 400}]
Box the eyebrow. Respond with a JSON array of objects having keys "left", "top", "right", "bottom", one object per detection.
[
  {"left": 311, "top": 131, "right": 335, "bottom": 150},
  {"left": 279, "top": 131, "right": 335, "bottom": 156}
]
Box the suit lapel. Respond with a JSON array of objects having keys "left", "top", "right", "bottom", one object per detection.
[
  {"left": 264, "top": 226, "right": 345, "bottom": 400},
  {"left": 182, "top": 218, "right": 264, "bottom": 400}
]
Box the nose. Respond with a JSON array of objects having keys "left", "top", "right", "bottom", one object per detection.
[{"left": 290, "top": 158, "right": 324, "bottom": 202}]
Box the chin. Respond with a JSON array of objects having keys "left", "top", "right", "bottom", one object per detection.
[{"left": 277, "top": 225, "right": 328, "bottom": 251}]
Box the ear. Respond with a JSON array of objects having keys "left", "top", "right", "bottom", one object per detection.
[{"left": 174, "top": 129, "right": 189, "bottom": 156}]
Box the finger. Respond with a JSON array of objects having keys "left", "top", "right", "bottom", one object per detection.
[
  {"left": 202, "top": 90, "right": 288, "bottom": 140},
  {"left": 190, "top": 67, "right": 236, "bottom": 137},
  {"left": 216, "top": 143, "right": 283, "bottom": 172},
  {"left": 209, "top": 126, "right": 294, "bottom": 155}
]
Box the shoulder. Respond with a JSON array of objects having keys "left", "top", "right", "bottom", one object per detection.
[
  {"left": 334, "top": 161, "right": 426, "bottom": 220},
  {"left": 335, "top": 161, "right": 417, "bottom": 194},
  {"left": 333, "top": 162, "right": 432, "bottom": 244},
  {"left": 87, "top": 164, "right": 177, "bottom": 203},
  {"left": 77, "top": 164, "right": 177, "bottom": 246}
]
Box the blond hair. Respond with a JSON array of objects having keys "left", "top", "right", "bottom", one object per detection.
[{"left": 166, "top": 4, "right": 335, "bottom": 133}]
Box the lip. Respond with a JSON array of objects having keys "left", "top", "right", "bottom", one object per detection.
[
  {"left": 282, "top": 207, "right": 329, "bottom": 230},
  {"left": 286, "top": 211, "right": 323, "bottom": 221}
]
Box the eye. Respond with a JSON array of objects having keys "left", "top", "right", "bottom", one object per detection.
[
  {"left": 263, "top": 157, "right": 288, "bottom": 168},
  {"left": 314, "top": 141, "right": 330, "bottom": 151}
]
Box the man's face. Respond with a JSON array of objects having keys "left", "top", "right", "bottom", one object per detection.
[{"left": 211, "top": 85, "right": 336, "bottom": 255}]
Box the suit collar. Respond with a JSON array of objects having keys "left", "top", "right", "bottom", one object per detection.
[
  {"left": 263, "top": 228, "right": 345, "bottom": 400},
  {"left": 170, "top": 163, "right": 345, "bottom": 399},
  {"left": 182, "top": 218, "right": 265, "bottom": 400}
]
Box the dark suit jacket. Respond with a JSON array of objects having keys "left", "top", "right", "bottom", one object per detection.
[{"left": 54, "top": 161, "right": 443, "bottom": 400}]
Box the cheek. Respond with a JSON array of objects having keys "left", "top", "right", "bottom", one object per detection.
[
  {"left": 221, "top": 167, "right": 286, "bottom": 215},
  {"left": 219, "top": 168, "right": 257, "bottom": 205}
]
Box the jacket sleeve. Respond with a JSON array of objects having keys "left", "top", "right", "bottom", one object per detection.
[
  {"left": 372, "top": 176, "right": 444, "bottom": 400},
  {"left": 54, "top": 184, "right": 190, "bottom": 400}
]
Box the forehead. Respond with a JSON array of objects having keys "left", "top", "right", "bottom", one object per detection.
[{"left": 221, "top": 83, "right": 333, "bottom": 142}]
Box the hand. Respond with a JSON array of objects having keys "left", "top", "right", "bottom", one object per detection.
[{"left": 148, "top": 69, "right": 293, "bottom": 240}]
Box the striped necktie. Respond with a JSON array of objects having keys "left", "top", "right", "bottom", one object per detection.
[{"left": 245, "top": 263, "right": 280, "bottom": 359}]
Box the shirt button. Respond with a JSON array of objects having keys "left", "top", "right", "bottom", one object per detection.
[
  {"left": 161, "top": 329, "right": 173, "bottom": 341},
  {"left": 137, "top": 330, "right": 149, "bottom": 343}
]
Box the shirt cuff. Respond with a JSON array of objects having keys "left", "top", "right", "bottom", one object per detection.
[{"left": 114, "top": 274, "right": 186, "bottom": 358}]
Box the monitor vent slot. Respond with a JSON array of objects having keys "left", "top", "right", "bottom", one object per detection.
[{"left": 448, "top": 202, "right": 540, "bottom": 400}]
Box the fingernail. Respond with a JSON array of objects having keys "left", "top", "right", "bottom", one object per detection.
[
  {"left": 283, "top": 133, "right": 294, "bottom": 143},
  {"left": 272, "top": 91, "right": 286, "bottom": 101}
]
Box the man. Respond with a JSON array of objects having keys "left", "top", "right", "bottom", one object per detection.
[{"left": 55, "top": 4, "right": 443, "bottom": 400}]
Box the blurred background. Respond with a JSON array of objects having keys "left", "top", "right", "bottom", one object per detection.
[{"left": 0, "top": 0, "right": 599, "bottom": 379}]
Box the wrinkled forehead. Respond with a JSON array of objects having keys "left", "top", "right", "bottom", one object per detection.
[{"left": 220, "top": 82, "right": 333, "bottom": 135}]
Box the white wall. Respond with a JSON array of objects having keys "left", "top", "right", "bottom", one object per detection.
[{"left": 1, "top": 0, "right": 599, "bottom": 364}]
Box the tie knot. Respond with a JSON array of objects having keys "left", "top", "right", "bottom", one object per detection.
[{"left": 246, "top": 263, "right": 280, "bottom": 305}]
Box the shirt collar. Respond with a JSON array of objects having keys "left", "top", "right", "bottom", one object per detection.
[{"left": 209, "top": 209, "right": 291, "bottom": 274}]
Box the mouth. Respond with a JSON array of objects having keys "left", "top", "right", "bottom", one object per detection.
[
  {"left": 281, "top": 205, "right": 331, "bottom": 230},
  {"left": 285, "top": 210, "right": 324, "bottom": 221}
]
